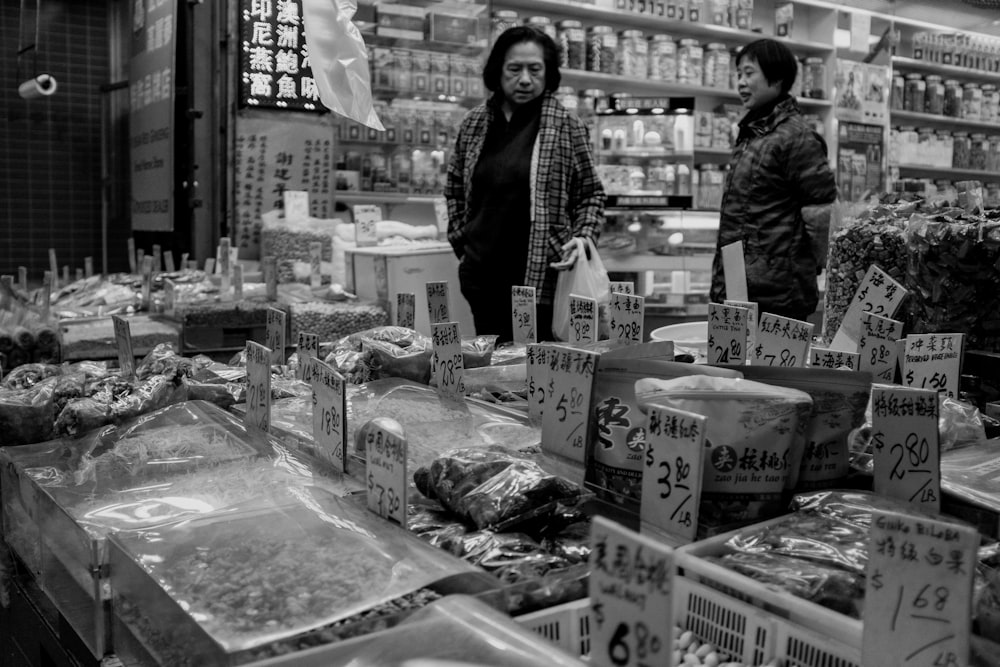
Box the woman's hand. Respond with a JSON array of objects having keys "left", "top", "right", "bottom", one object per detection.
[{"left": 550, "top": 237, "right": 588, "bottom": 271}]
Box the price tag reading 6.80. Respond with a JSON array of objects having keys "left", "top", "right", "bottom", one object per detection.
[
  {"left": 640, "top": 404, "right": 706, "bottom": 543},
  {"left": 363, "top": 417, "right": 407, "bottom": 527}
]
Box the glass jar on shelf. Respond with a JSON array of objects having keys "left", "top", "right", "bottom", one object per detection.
[
  {"left": 803, "top": 57, "right": 827, "bottom": 99},
  {"left": 703, "top": 43, "right": 729, "bottom": 89},
  {"left": 556, "top": 86, "right": 579, "bottom": 114},
  {"left": 970, "top": 133, "right": 989, "bottom": 171},
  {"left": 989, "top": 135, "right": 1000, "bottom": 171},
  {"left": 525, "top": 16, "right": 556, "bottom": 41},
  {"left": 677, "top": 39, "right": 703, "bottom": 86},
  {"left": 619, "top": 30, "right": 649, "bottom": 79},
  {"left": 491, "top": 11, "right": 519, "bottom": 44},
  {"left": 587, "top": 25, "right": 618, "bottom": 74},
  {"left": 891, "top": 74, "right": 905, "bottom": 111},
  {"left": 953, "top": 132, "right": 971, "bottom": 169},
  {"left": 924, "top": 75, "right": 944, "bottom": 115},
  {"left": 648, "top": 35, "right": 677, "bottom": 82},
  {"left": 904, "top": 73, "right": 925, "bottom": 112},
  {"left": 557, "top": 20, "right": 586, "bottom": 70},
  {"left": 943, "top": 79, "right": 963, "bottom": 117},
  {"left": 963, "top": 83, "right": 984, "bottom": 120},
  {"left": 982, "top": 84, "right": 1000, "bottom": 123}
]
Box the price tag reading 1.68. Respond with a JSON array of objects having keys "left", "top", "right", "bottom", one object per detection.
[
  {"left": 863, "top": 510, "right": 977, "bottom": 667},
  {"left": 871, "top": 385, "right": 941, "bottom": 511},
  {"left": 904, "top": 333, "right": 965, "bottom": 399},
  {"left": 568, "top": 294, "right": 597, "bottom": 345},
  {"left": 396, "top": 293, "right": 415, "bottom": 329},
  {"left": 511, "top": 286, "right": 537, "bottom": 345},
  {"left": 753, "top": 313, "right": 813, "bottom": 368},
  {"left": 310, "top": 358, "right": 346, "bottom": 472},
  {"left": 541, "top": 346, "right": 598, "bottom": 463},
  {"left": 589, "top": 516, "right": 673, "bottom": 667},
  {"left": 364, "top": 418, "right": 407, "bottom": 527},
  {"left": 707, "top": 302, "right": 748, "bottom": 365},
  {"left": 609, "top": 292, "right": 644, "bottom": 345},
  {"left": 265, "top": 307, "right": 286, "bottom": 366},
  {"left": 640, "top": 404, "right": 706, "bottom": 543},
  {"left": 431, "top": 322, "right": 464, "bottom": 397},
  {"left": 245, "top": 341, "right": 272, "bottom": 433},
  {"left": 296, "top": 331, "right": 320, "bottom": 381},
  {"left": 426, "top": 281, "right": 450, "bottom": 325}
]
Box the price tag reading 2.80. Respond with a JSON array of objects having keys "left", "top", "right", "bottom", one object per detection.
[
  {"left": 641, "top": 404, "right": 706, "bottom": 543},
  {"left": 863, "top": 510, "right": 977, "bottom": 667},
  {"left": 431, "top": 322, "right": 464, "bottom": 397},
  {"left": 364, "top": 418, "right": 407, "bottom": 527},
  {"left": 245, "top": 341, "right": 272, "bottom": 433},
  {"left": 568, "top": 294, "right": 597, "bottom": 344},
  {"left": 871, "top": 385, "right": 941, "bottom": 511},
  {"left": 540, "top": 345, "right": 598, "bottom": 463},
  {"left": 610, "top": 292, "right": 644, "bottom": 345},
  {"left": 310, "top": 358, "right": 346, "bottom": 473},
  {"left": 707, "top": 302, "right": 748, "bottom": 365},
  {"left": 589, "top": 516, "right": 673, "bottom": 667},
  {"left": 511, "top": 285, "right": 537, "bottom": 345},
  {"left": 753, "top": 313, "right": 813, "bottom": 368}
]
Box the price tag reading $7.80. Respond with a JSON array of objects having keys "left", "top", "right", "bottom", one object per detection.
[
  {"left": 753, "top": 313, "right": 813, "bottom": 368},
  {"left": 511, "top": 286, "right": 537, "bottom": 345},
  {"left": 426, "top": 281, "right": 450, "bottom": 325},
  {"left": 641, "top": 404, "right": 706, "bottom": 543},
  {"left": 859, "top": 313, "right": 903, "bottom": 382},
  {"left": 589, "top": 516, "right": 674, "bottom": 667},
  {"left": 871, "top": 384, "right": 941, "bottom": 511},
  {"left": 310, "top": 358, "right": 347, "bottom": 473},
  {"left": 541, "top": 346, "right": 598, "bottom": 464},
  {"left": 863, "top": 510, "right": 977, "bottom": 667},
  {"left": 431, "top": 322, "right": 464, "bottom": 397},
  {"left": 904, "top": 333, "right": 965, "bottom": 400},
  {"left": 609, "top": 292, "right": 644, "bottom": 345},
  {"left": 265, "top": 307, "right": 286, "bottom": 367},
  {"left": 364, "top": 417, "right": 407, "bottom": 527},
  {"left": 296, "top": 332, "right": 320, "bottom": 381},
  {"left": 245, "top": 341, "right": 272, "bottom": 433},
  {"left": 707, "top": 302, "right": 749, "bottom": 365},
  {"left": 111, "top": 315, "right": 136, "bottom": 380},
  {"left": 396, "top": 293, "right": 415, "bottom": 329},
  {"left": 568, "top": 294, "right": 597, "bottom": 345}
]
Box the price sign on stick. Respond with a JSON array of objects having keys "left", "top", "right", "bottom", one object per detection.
[
  {"left": 871, "top": 385, "right": 941, "bottom": 511},
  {"left": 511, "top": 286, "right": 537, "bottom": 345},
  {"left": 163, "top": 251, "right": 175, "bottom": 273},
  {"left": 233, "top": 264, "right": 244, "bottom": 301},
  {"left": 859, "top": 313, "right": 904, "bottom": 382},
  {"left": 641, "top": 405, "right": 706, "bottom": 543},
  {"left": 112, "top": 315, "right": 136, "bottom": 379},
  {"left": 353, "top": 204, "right": 381, "bottom": 247},
  {"left": 811, "top": 347, "right": 860, "bottom": 370},
  {"left": 432, "top": 196, "right": 449, "bottom": 234},
  {"left": 140, "top": 256, "right": 154, "bottom": 309},
  {"left": 152, "top": 245, "right": 162, "bottom": 272},
  {"left": 296, "top": 332, "right": 320, "bottom": 381},
  {"left": 265, "top": 307, "right": 286, "bottom": 366},
  {"left": 589, "top": 516, "right": 673, "bottom": 667},
  {"left": 203, "top": 256, "right": 215, "bottom": 276},
  {"left": 541, "top": 345, "right": 598, "bottom": 463},
  {"left": 568, "top": 294, "right": 597, "bottom": 344},
  {"left": 284, "top": 189, "right": 309, "bottom": 223},
  {"left": 431, "top": 322, "right": 464, "bottom": 397},
  {"left": 310, "top": 358, "right": 347, "bottom": 472},
  {"left": 526, "top": 343, "right": 549, "bottom": 423},
  {"left": 245, "top": 342, "right": 272, "bottom": 433},
  {"left": 426, "top": 281, "right": 450, "bottom": 325},
  {"left": 364, "top": 417, "right": 407, "bottom": 527},
  {"left": 163, "top": 279, "right": 176, "bottom": 318},
  {"left": 863, "top": 510, "right": 977, "bottom": 667},
  {"left": 309, "top": 241, "right": 322, "bottom": 289},
  {"left": 832, "top": 265, "right": 908, "bottom": 352},
  {"left": 40, "top": 272, "right": 51, "bottom": 320},
  {"left": 262, "top": 257, "right": 277, "bottom": 301},
  {"left": 904, "top": 334, "right": 965, "bottom": 399},
  {"left": 127, "top": 238, "right": 137, "bottom": 273},
  {"left": 610, "top": 292, "right": 644, "bottom": 345},
  {"left": 75, "top": 268, "right": 82, "bottom": 283},
  {"left": 18, "top": 267, "right": 27, "bottom": 291},
  {"left": 707, "top": 302, "right": 749, "bottom": 365},
  {"left": 180, "top": 252, "right": 189, "bottom": 270},
  {"left": 753, "top": 313, "right": 813, "bottom": 368},
  {"left": 84, "top": 257, "right": 94, "bottom": 278},
  {"left": 721, "top": 241, "right": 748, "bottom": 301},
  {"left": 219, "top": 239, "right": 231, "bottom": 294},
  {"left": 725, "top": 299, "right": 759, "bottom": 356},
  {"left": 610, "top": 281, "right": 635, "bottom": 295},
  {"left": 48, "top": 248, "right": 59, "bottom": 290},
  {"left": 396, "top": 293, "right": 415, "bottom": 328}
]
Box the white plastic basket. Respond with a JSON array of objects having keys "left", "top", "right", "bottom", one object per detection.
[{"left": 515, "top": 598, "right": 591, "bottom": 658}]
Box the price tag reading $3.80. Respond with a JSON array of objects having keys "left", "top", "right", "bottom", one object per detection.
[
  {"left": 753, "top": 313, "right": 813, "bottom": 368},
  {"left": 245, "top": 341, "right": 272, "bottom": 433},
  {"left": 426, "top": 281, "right": 450, "bottom": 325},
  {"left": 431, "top": 322, "right": 464, "bottom": 397},
  {"left": 541, "top": 345, "right": 598, "bottom": 464},
  {"left": 296, "top": 332, "right": 320, "bottom": 381},
  {"left": 396, "top": 293, "right": 415, "bottom": 329},
  {"left": 265, "top": 307, "right": 286, "bottom": 367},
  {"left": 862, "top": 510, "right": 977, "bottom": 667},
  {"left": 364, "top": 418, "right": 407, "bottom": 527},
  {"left": 310, "top": 358, "right": 346, "bottom": 473},
  {"left": 871, "top": 384, "right": 941, "bottom": 511},
  {"left": 568, "top": 294, "right": 597, "bottom": 344},
  {"left": 707, "top": 302, "right": 749, "bottom": 365},
  {"left": 904, "top": 333, "right": 965, "bottom": 400},
  {"left": 589, "top": 516, "right": 674, "bottom": 667},
  {"left": 641, "top": 404, "right": 706, "bottom": 543},
  {"left": 859, "top": 313, "right": 904, "bottom": 382},
  {"left": 511, "top": 286, "right": 537, "bottom": 345},
  {"left": 609, "top": 292, "right": 644, "bottom": 345}
]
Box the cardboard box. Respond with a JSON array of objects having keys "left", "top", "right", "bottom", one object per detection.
[
  {"left": 427, "top": 12, "right": 480, "bottom": 45},
  {"left": 376, "top": 4, "right": 425, "bottom": 40}
]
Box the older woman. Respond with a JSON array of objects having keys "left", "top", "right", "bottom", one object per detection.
[{"left": 445, "top": 26, "right": 605, "bottom": 342}]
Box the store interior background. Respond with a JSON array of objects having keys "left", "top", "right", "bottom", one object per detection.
[{"left": 3, "top": 0, "right": 1000, "bottom": 278}]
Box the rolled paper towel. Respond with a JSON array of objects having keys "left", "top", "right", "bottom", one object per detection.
[{"left": 18, "top": 74, "right": 57, "bottom": 99}]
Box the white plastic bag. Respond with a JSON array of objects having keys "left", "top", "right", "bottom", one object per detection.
[{"left": 552, "top": 238, "right": 611, "bottom": 341}]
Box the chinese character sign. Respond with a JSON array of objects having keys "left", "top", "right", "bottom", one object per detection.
[{"left": 240, "top": 0, "right": 321, "bottom": 111}]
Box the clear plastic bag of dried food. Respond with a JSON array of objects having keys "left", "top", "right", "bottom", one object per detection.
[
  {"left": 54, "top": 373, "right": 189, "bottom": 437},
  {"left": 459, "top": 460, "right": 581, "bottom": 530},
  {"left": 725, "top": 512, "right": 870, "bottom": 574},
  {"left": 414, "top": 446, "right": 526, "bottom": 515},
  {"left": 0, "top": 375, "right": 60, "bottom": 445},
  {"left": 456, "top": 364, "right": 528, "bottom": 407},
  {"left": 789, "top": 489, "right": 958, "bottom": 528},
  {"left": 107, "top": 487, "right": 482, "bottom": 663},
  {"left": 0, "top": 363, "right": 62, "bottom": 390},
  {"left": 941, "top": 440, "right": 1000, "bottom": 518}
]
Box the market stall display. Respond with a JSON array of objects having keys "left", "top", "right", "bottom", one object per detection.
[{"left": 0, "top": 277, "right": 61, "bottom": 372}]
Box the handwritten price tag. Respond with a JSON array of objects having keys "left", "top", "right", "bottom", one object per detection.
[
  {"left": 568, "top": 294, "right": 597, "bottom": 344},
  {"left": 127, "top": 238, "right": 137, "bottom": 273},
  {"left": 284, "top": 189, "right": 309, "bottom": 223},
  {"left": 245, "top": 341, "right": 272, "bottom": 433},
  {"left": 724, "top": 299, "right": 758, "bottom": 356},
  {"left": 641, "top": 405, "right": 706, "bottom": 543},
  {"left": 610, "top": 281, "right": 635, "bottom": 295},
  {"left": 163, "top": 279, "right": 176, "bottom": 318},
  {"left": 589, "top": 516, "right": 673, "bottom": 667},
  {"left": 426, "top": 281, "right": 450, "bottom": 325},
  {"left": 610, "top": 292, "right": 644, "bottom": 345},
  {"left": 871, "top": 385, "right": 941, "bottom": 511},
  {"left": 48, "top": 248, "right": 59, "bottom": 290},
  {"left": 753, "top": 313, "right": 812, "bottom": 368},
  {"left": 353, "top": 204, "right": 381, "bottom": 247},
  {"left": 396, "top": 293, "right": 415, "bottom": 329},
  {"left": 18, "top": 267, "right": 27, "bottom": 291},
  {"left": 432, "top": 196, "right": 449, "bottom": 234},
  {"left": 859, "top": 313, "right": 903, "bottom": 382},
  {"left": 233, "top": 264, "right": 244, "bottom": 301},
  {"left": 863, "top": 510, "right": 977, "bottom": 667},
  {"left": 309, "top": 241, "right": 322, "bottom": 289},
  {"left": 526, "top": 343, "right": 550, "bottom": 423},
  {"left": 364, "top": 417, "right": 407, "bottom": 527},
  {"left": 40, "top": 272, "right": 51, "bottom": 320},
  {"left": 310, "top": 358, "right": 347, "bottom": 472},
  {"left": 721, "top": 241, "right": 748, "bottom": 301},
  {"left": 296, "top": 332, "right": 320, "bottom": 381},
  {"left": 431, "top": 322, "right": 464, "bottom": 397},
  {"left": 219, "top": 238, "right": 231, "bottom": 294},
  {"left": 707, "top": 302, "right": 748, "bottom": 365},
  {"left": 265, "top": 307, "right": 286, "bottom": 366},
  {"left": 141, "top": 256, "right": 153, "bottom": 308},
  {"left": 904, "top": 334, "right": 965, "bottom": 399},
  {"left": 163, "top": 251, "right": 174, "bottom": 273},
  {"left": 511, "top": 286, "right": 537, "bottom": 345},
  {"left": 263, "top": 256, "right": 278, "bottom": 301},
  {"left": 541, "top": 345, "right": 598, "bottom": 463},
  {"left": 152, "top": 245, "right": 162, "bottom": 272},
  {"left": 84, "top": 256, "right": 94, "bottom": 278},
  {"left": 832, "top": 264, "right": 908, "bottom": 352},
  {"left": 111, "top": 315, "right": 136, "bottom": 380},
  {"left": 811, "top": 347, "right": 860, "bottom": 370}
]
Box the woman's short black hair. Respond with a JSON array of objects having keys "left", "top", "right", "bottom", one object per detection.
[
  {"left": 482, "top": 26, "right": 562, "bottom": 94},
  {"left": 736, "top": 39, "right": 798, "bottom": 95}
]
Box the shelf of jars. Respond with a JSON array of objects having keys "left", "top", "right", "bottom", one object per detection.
[
  {"left": 892, "top": 56, "right": 1000, "bottom": 86},
  {"left": 493, "top": 0, "right": 834, "bottom": 55},
  {"left": 894, "top": 164, "right": 1000, "bottom": 182},
  {"left": 890, "top": 110, "right": 1000, "bottom": 133}
]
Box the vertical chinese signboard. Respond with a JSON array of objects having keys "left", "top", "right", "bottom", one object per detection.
[
  {"left": 129, "top": 0, "right": 177, "bottom": 231},
  {"left": 240, "top": 0, "right": 320, "bottom": 112}
]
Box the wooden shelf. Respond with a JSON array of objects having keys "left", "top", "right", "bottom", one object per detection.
[
  {"left": 892, "top": 56, "right": 1000, "bottom": 86},
  {"left": 890, "top": 109, "right": 1000, "bottom": 132},
  {"left": 895, "top": 164, "right": 1000, "bottom": 181}
]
